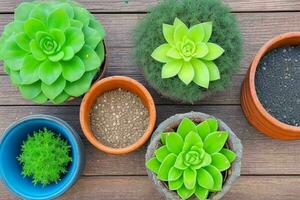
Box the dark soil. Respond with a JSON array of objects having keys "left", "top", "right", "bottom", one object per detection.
[
  {"left": 255, "top": 46, "right": 300, "bottom": 127},
  {"left": 90, "top": 88, "right": 149, "bottom": 148}
]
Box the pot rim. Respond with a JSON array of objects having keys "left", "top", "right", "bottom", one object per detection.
[
  {"left": 145, "top": 112, "right": 242, "bottom": 200},
  {"left": 248, "top": 32, "right": 300, "bottom": 131},
  {"left": 0, "top": 114, "right": 84, "bottom": 200},
  {"left": 80, "top": 76, "right": 156, "bottom": 155}
]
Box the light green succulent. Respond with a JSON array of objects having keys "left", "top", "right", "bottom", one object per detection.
[
  {"left": 0, "top": 0, "right": 105, "bottom": 104},
  {"left": 151, "top": 18, "right": 224, "bottom": 88},
  {"left": 146, "top": 118, "right": 236, "bottom": 200}
]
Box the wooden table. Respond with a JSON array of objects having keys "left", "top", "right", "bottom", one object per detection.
[{"left": 1, "top": 0, "right": 300, "bottom": 199}]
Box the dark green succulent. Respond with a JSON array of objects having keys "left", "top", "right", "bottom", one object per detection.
[
  {"left": 18, "top": 128, "right": 72, "bottom": 186},
  {"left": 146, "top": 118, "right": 236, "bottom": 200},
  {"left": 0, "top": 0, "right": 105, "bottom": 104}
]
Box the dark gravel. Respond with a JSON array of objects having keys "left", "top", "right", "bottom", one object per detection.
[{"left": 255, "top": 46, "right": 300, "bottom": 127}]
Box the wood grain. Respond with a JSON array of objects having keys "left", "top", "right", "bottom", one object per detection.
[
  {"left": 2, "top": 12, "right": 300, "bottom": 105},
  {"left": 1, "top": 105, "right": 300, "bottom": 176},
  {"left": 1, "top": 176, "right": 300, "bottom": 200},
  {"left": 1, "top": 12, "right": 300, "bottom": 75},
  {"left": 0, "top": 0, "right": 300, "bottom": 12},
  {"left": 1, "top": 1, "right": 300, "bottom": 199},
  {"left": 0, "top": 73, "right": 243, "bottom": 105}
]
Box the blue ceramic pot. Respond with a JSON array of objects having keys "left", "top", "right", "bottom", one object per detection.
[{"left": 0, "top": 114, "right": 85, "bottom": 200}]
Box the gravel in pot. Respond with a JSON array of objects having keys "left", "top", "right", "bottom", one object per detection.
[
  {"left": 80, "top": 76, "right": 156, "bottom": 155},
  {"left": 255, "top": 46, "right": 300, "bottom": 127},
  {"left": 90, "top": 88, "right": 149, "bottom": 148}
]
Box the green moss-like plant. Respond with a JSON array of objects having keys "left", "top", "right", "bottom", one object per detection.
[
  {"left": 152, "top": 18, "right": 224, "bottom": 88},
  {"left": 18, "top": 128, "right": 72, "bottom": 186},
  {"left": 133, "top": 0, "right": 242, "bottom": 103},
  {"left": 146, "top": 118, "right": 236, "bottom": 200},
  {"left": 0, "top": 0, "right": 106, "bottom": 104}
]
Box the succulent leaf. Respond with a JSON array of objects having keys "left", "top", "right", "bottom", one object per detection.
[
  {"left": 53, "top": 92, "right": 70, "bottom": 104},
  {"left": 64, "top": 69, "right": 97, "bottom": 97},
  {"left": 178, "top": 62, "right": 194, "bottom": 85},
  {"left": 182, "top": 131, "right": 203, "bottom": 151},
  {"left": 32, "top": 92, "right": 48, "bottom": 104},
  {"left": 202, "top": 43, "right": 225, "bottom": 61},
  {"left": 157, "top": 153, "right": 177, "bottom": 181},
  {"left": 151, "top": 44, "right": 172, "bottom": 63},
  {"left": 211, "top": 153, "right": 230, "bottom": 172},
  {"left": 204, "top": 131, "right": 229, "bottom": 154},
  {"left": 166, "top": 133, "right": 184, "bottom": 154},
  {"left": 0, "top": 0, "right": 106, "bottom": 104},
  {"left": 197, "top": 168, "right": 214, "bottom": 189},
  {"left": 177, "top": 118, "right": 197, "bottom": 139},
  {"left": 41, "top": 76, "right": 66, "bottom": 100},
  {"left": 20, "top": 55, "right": 41, "bottom": 84},
  {"left": 151, "top": 18, "right": 224, "bottom": 88},
  {"left": 163, "top": 23, "right": 175, "bottom": 45},
  {"left": 188, "top": 24, "right": 205, "bottom": 43},
  {"left": 169, "top": 177, "right": 184, "bottom": 191},
  {"left": 196, "top": 121, "right": 211, "bottom": 141},
  {"left": 162, "top": 61, "right": 183, "bottom": 79},
  {"left": 191, "top": 59, "right": 210, "bottom": 88},
  {"left": 205, "top": 61, "right": 220, "bottom": 81},
  {"left": 220, "top": 148, "right": 237, "bottom": 163},
  {"left": 146, "top": 157, "right": 161, "bottom": 174},
  {"left": 10, "top": 70, "right": 23, "bottom": 85},
  {"left": 174, "top": 152, "right": 188, "bottom": 170},
  {"left": 204, "top": 165, "right": 223, "bottom": 191},
  {"left": 48, "top": 8, "right": 70, "bottom": 30},
  {"left": 206, "top": 118, "right": 218, "bottom": 132},
  {"left": 19, "top": 82, "right": 41, "bottom": 99},
  {"left": 195, "top": 187, "right": 209, "bottom": 200},
  {"left": 15, "top": 32, "right": 31, "bottom": 51},
  {"left": 202, "top": 22, "right": 213, "bottom": 43},
  {"left": 155, "top": 146, "right": 171, "bottom": 162},
  {"left": 61, "top": 56, "right": 85, "bottom": 82},
  {"left": 183, "top": 168, "right": 197, "bottom": 190},
  {"left": 39, "top": 60, "right": 62, "bottom": 85},
  {"left": 160, "top": 132, "right": 171, "bottom": 145},
  {"left": 168, "top": 166, "right": 183, "bottom": 181},
  {"left": 146, "top": 118, "right": 237, "bottom": 200},
  {"left": 177, "top": 185, "right": 195, "bottom": 200}
]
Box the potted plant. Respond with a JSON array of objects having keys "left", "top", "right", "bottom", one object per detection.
[
  {"left": 241, "top": 32, "right": 300, "bottom": 140},
  {"left": 0, "top": 0, "right": 107, "bottom": 104},
  {"left": 133, "top": 0, "right": 243, "bottom": 103},
  {"left": 0, "top": 115, "right": 85, "bottom": 199},
  {"left": 80, "top": 76, "right": 156, "bottom": 155},
  {"left": 145, "top": 112, "right": 242, "bottom": 200}
]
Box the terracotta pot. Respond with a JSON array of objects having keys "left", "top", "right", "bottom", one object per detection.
[
  {"left": 241, "top": 32, "right": 300, "bottom": 140},
  {"left": 80, "top": 76, "right": 156, "bottom": 155},
  {"left": 67, "top": 41, "right": 108, "bottom": 102},
  {"left": 146, "top": 112, "right": 243, "bottom": 200}
]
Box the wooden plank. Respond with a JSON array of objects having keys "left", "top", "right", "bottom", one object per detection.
[
  {"left": 1, "top": 0, "right": 300, "bottom": 12},
  {"left": 1, "top": 12, "right": 300, "bottom": 74},
  {"left": 1, "top": 176, "right": 300, "bottom": 200},
  {"left": 1, "top": 12, "right": 300, "bottom": 105},
  {"left": 0, "top": 73, "right": 243, "bottom": 106},
  {"left": 1, "top": 105, "right": 300, "bottom": 175}
]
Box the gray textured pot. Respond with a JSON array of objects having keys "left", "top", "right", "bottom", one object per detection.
[{"left": 145, "top": 112, "right": 243, "bottom": 200}]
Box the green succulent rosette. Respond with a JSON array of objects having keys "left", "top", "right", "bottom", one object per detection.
[
  {"left": 146, "top": 118, "right": 236, "bottom": 200},
  {"left": 0, "top": 0, "right": 106, "bottom": 104},
  {"left": 152, "top": 18, "right": 224, "bottom": 89}
]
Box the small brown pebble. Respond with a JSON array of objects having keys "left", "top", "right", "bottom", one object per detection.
[{"left": 89, "top": 88, "right": 149, "bottom": 148}]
